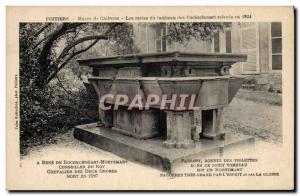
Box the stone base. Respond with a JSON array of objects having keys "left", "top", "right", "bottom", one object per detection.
[
  {"left": 202, "top": 132, "right": 226, "bottom": 140},
  {"left": 74, "top": 123, "right": 255, "bottom": 173},
  {"left": 163, "top": 139, "right": 196, "bottom": 149},
  {"left": 111, "top": 126, "right": 158, "bottom": 139}
]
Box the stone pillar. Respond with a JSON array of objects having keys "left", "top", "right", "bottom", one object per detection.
[
  {"left": 215, "top": 108, "right": 225, "bottom": 139},
  {"left": 191, "top": 110, "right": 202, "bottom": 141},
  {"left": 202, "top": 108, "right": 225, "bottom": 140},
  {"left": 163, "top": 111, "right": 195, "bottom": 149},
  {"left": 89, "top": 79, "right": 114, "bottom": 128},
  {"left": 98, "top": 108, "right": 113, "bottom": 128}
]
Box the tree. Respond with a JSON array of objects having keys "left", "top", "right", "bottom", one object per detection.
[
  {"left": 19, "top": 22, "right": 138, "bottom": 154},
  {"left": 20, "top": 22, "right": 138, "bottom": 89}
]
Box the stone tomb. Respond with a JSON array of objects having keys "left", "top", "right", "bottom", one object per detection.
[{"left": 74, "top": 52, "right": 254, "bottom": 172}]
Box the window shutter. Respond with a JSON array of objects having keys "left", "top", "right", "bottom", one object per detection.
[{"left": 240, "top": 23, "right": 259, "bottom": 73}]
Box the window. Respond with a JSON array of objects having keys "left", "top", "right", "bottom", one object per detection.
[
  {"left": 155, "top": 24, "right": 167, "bottom": 53},
  {"left": 271, "top": 22, "right": 282, "bottom": 70},
  {"left": 213, "top": 33, "right": 220, "bottom": 53},
  {"left": 225, "top": 30, "right": 232, "bottom": 53},
  {"left": 213, "top": 30, "right": 232, "bottom": 53}
]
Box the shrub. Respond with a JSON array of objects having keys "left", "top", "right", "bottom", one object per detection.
[{"left": 20, "top": 79, "right": 98, "bottom": 155}]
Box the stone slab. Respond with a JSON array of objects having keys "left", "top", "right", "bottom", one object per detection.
[
  {"left": 77, "top": 51, "right": 247, "bottom": 68},
  {"left": 74, "top": 123, "right": 255, "bottom": 172}
]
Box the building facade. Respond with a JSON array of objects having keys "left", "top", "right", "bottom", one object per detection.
[{"left": 133, "top": 22, "right": 282, "bottom": 92}]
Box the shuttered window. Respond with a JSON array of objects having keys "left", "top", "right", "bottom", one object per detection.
[
  {"left": 271, "top": 22, "right": 282, "bottom": 70},
  {"left": 155, "top": 24, "right": 167, "bottom": 53},
  {"left": 240, "top": 22, "right": 259, "bottom": 73},
  {"left": 225, "top": 30, "right": 232, "bottom": 53},
  {"left": 212, "top": 30, "right": 231, "bottom": 53},
  {"left": 213, "top": 32, "right": 220, "bottom": 53}
]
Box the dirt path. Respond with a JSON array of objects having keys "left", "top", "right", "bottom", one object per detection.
[{"left": 222, "top": 98, "right": 282, "bottom": 143}]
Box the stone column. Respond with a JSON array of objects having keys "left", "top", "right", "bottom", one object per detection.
[
  {"left": 89, "top": 79, "right": 114, "bottom": 128},
  {"left": 191, "top": 110, "right": 202, "bottom": 141},
  {"left": 215, "top": 108, "right": 225, "bottom": 139},
  {"left": 202, "top": 108, "right": 225, "bottom": 140},
  {"left": 98, "top": 107, "right": 113, "bottom": 128},
  {"left": 163, "top": 111, "right": 195, "bottom": 149},
  {"left": 98, "top": 79, "right": 114, "bottom": 128}
]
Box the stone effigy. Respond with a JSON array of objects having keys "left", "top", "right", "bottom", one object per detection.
[{"left": 74, "top": 51, "right": 253, "bottom": 172}]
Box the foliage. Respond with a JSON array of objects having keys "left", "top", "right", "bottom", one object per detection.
[
  {"left": 20, "top": 23, "right": 122, "bottom": 88},
  {"left": 19, "top": 22, "right": 227, "bottom": 155},
  {"left": 20, "top": 83, "right": 98, "bottom": 155},
  {"left": 167, "top": 22, "right": 231, "bottom": 43},
  {"left": 19, "top": 22, "right": 132, "bottom": 155}
]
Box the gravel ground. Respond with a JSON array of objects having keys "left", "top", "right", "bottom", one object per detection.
[
  {"left": 236, "top": 89, "right": 282, "bottom": 106},
  {"left": 222, "top": 97, "right": 282, "bottom": 143}
]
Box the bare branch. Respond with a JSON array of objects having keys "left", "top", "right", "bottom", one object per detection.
[
  {"left": 32, "top": 25, "right": 79, "bottom": 50},
  {"left": 56, "top": 23, "right": 122, "bottom": 62},
  {"left": 47, "top": 39, "right": 99, "bottom": 83},
  {"left": 56, "top": 35, "right": 108, "bottom": 62},
  {"left": 38, "top": 24, "right": 68, "bottom": 64},
  {"left": 32, "top": 37, "right": 48, "bottom": 50},
  {"left": 35, "top": 22, "right": 122, "bottom": 88},
  {"left": 38, "top": 23, "right": 85, "bottom": 65},
  {"left": 34, "top": 23, "right": 52, "bottom": 37}
]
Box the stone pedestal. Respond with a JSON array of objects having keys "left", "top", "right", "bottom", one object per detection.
[
  {"left": 191, "top": 110, "right": 202, "bottom": 141},
  {"left": 76, "top": 52, "right": 249, "bottom": 172},
  {"left": 98, "top": 109, "right": 113, "bottom": 128},
  {"left": 74, "top": 123, "right": 255, "bottom": 173},
  {"left": 163, "top": 111, "right": 195, "bottom": 149},
  {"left": 89, "top": 78, "right": 114, "bottom": 128},
  {"left": 78, "top": 52, "right": 247, "bottom": 154}
]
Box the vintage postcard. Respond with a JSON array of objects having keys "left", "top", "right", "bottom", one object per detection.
[{"left": 6, "top": 6, "right": 294, "bottom": 190}]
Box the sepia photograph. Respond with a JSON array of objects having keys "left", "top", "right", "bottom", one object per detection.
[
  {"left": 6, "top": 6, "right": 294, "bottom": 191},
  {"left": 19, "top": 22, "right": 283, "bottom": 169}
]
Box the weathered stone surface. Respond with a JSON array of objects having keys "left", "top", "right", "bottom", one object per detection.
[
  {"left": 78, "top": 52, "right": 247, "bottom": 77},
  {"left": 112, "top": 109, "right": 160, "bottom": 139},
  {"left": 116, "top": 67, "right": 142, "bottom": 78},
  {"left": 164, "top": 111, "right": 194, "bottom": 148},
  {"left": 113, "top": 79, "right": 143, "bottom": 99},
  {"left": 88, "top": 78, "right": 114, "bottom": 127},
  {"left": 97, "top": 67, "right": 118, "bottom": 77},
  {"left": 191, "top": 110, "right": 202, "bottom": 141},
  {"left": 196, "top": 79, "right": 229, "bottom": 110},
  {"left": 74, "top": 123, "right": 255, "bottom": 172}
]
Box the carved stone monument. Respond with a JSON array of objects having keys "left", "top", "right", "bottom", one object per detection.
[{"left": 74, "top": 52, "right": 254, "bottom": 172}]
